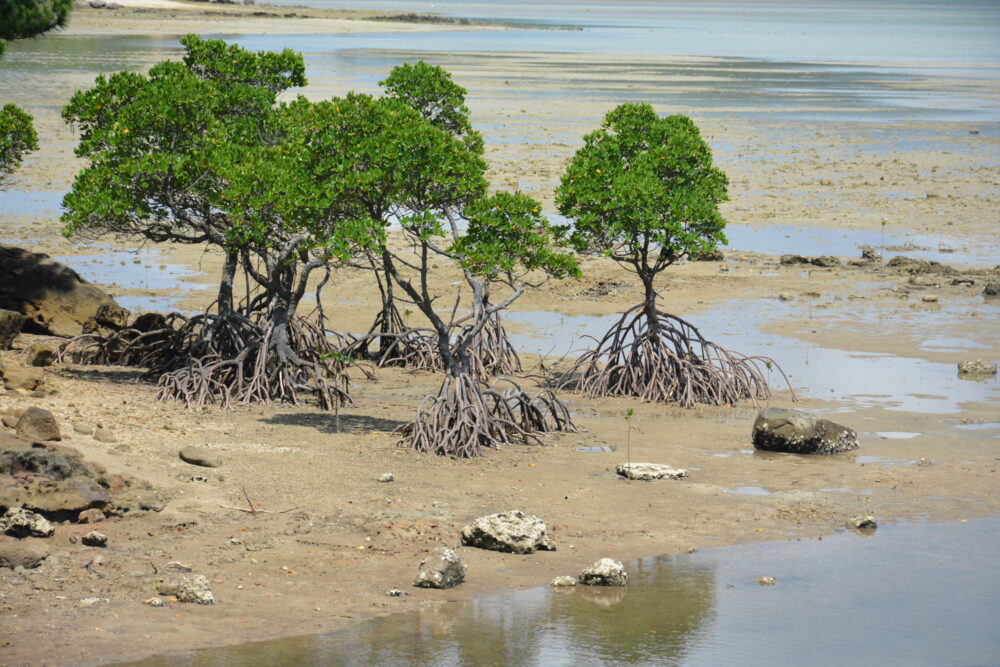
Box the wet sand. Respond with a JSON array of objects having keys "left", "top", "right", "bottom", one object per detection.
[{"left": 1, "top": 5, "right": 998, "bottom": 664}]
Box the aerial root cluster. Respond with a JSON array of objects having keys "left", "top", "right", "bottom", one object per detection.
[
  {"left": 58, "top": 312, "right": 352, "bottom": 409},
  {"left": 563, "top": 305, "right": 793, "bottom": 407},
  {"left": 398, "top": 373, "right": 574, "bottom": 458}
]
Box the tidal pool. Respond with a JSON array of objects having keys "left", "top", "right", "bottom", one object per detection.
[{"left": 122, "top": 516, "right": 1000, "bottom": 666}]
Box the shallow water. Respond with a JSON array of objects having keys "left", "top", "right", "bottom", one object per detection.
[
  {"left": 506, "top": 299, "right": 1000, "bottom": 414},
  {"left": 123, "top": 516, "right": 1000, "bottom": 666}
]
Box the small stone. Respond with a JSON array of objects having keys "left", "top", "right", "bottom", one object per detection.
[
  {"left": 579, "top": 558, "right": 627, "bottom": 587},
  {"left": 385, "top": 588, "right": 404, "bottom": 597},
  {"left": 983, "top": 279, "right": 999, "bottom": 297},
  {"left": 158, "top": 574, "right": 215, "bottom": 604},
  {"left": 1, "top": 507, "right": 55, "bottom": 538},
  {"left": 754, "top": 576, "right": 777, "bottom": 586},
  {"left": 73, "top": 423, "right": 95, "bottom": 435},
  {"left": 921, "top": 294, "right": 939, "bottom": 303},
  {"left": 413, "top": 547, "right": 466, "bottom": 589},
  {"left": 82, "top": 531, "right": 108, "bottom": 548},
  {"left": 145, "top": 597, "right": 164, "bottom": 607},
  {"left": 93, "top": 427, "right": 117, "bottom": 443},
  {"left": 79, "top": 597, "right": 102, "bottom": 607},
  {"left": 847, "top": 515, "right": 877, "bottom": 531},
  {"left": 916, "top": 458, "right": 932, "bottom": 467},
  {"left": 15, "top": 406, "right": 61, "bottom": 442},
  {"left": 777, "top": 292, "right": 794, "bottom": 302},
  {"left": 179, "top": 446, "right": 221, "bottom": 468},
  {"left": 378, "top": 473, "right": 395, "bottom": 483},
  {"left": 616, "top": 462, "right": 687, "bottom": 481},
  {"left": 550, "top": 575, "right": 578, "bottom": 587},
  {"left": 957, "top": 359, "right": 997, "bottom": 377}
]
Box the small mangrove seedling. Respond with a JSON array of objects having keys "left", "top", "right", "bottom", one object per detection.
[{"left": 625, "top": 407, "right": 634, "bottom": 471}]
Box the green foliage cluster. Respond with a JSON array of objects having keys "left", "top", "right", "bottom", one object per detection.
[
  {"left": 0, "top": 0, "right": 72, "bottom": 41},
  {"left": 556, "top": 102, "right": 728, "bottom": 283},
  {"left": 0, "top": 104, "right": 38, "bottom": 188}
]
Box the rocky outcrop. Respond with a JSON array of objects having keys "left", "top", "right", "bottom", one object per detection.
[
  {"left": 15, "top": 407, "right": 61, "bottom": 442},
  {"left": 579, "top": 558, "right": 627, "bottom": 587},
  {"left": 780, "top": 254, "right": 841, "bottom": 268},
  {"left": 413, "top": 547, "right": 466, "bottom": 589},
  {"left": 1, "top": 507, "right": 54, "bottom": 538},
  {"left": 461, "top": 510, "right": 555, "bottom": 554},
  {"left": 752, "top": 407, "right": 859, "bottom": 455},
  {"left": 885, "top": 255, "right": 958, "bottom": 276},
  {"left": 616, "top": 462, "right": 687, "bottom": 481},
  {"left": 0, "top": 309, "right": 25, "bottom": 349},
  {"left": 0, "top": 434, "right": 164, "bottom": 521},
  {"left": 0, "top": 245, "right": 127, "bottom": 337}
]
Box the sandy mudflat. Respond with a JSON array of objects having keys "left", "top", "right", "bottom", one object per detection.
[{"left": 1, "top": 6, "right": 999, "bottom": 665}]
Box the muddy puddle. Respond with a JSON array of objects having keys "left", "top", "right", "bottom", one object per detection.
[
  {"left": 123, "top": 516, "right": 1000, "bottom": 667},
  {"left": 507, "top": 299, "right": 999, "bottom": 415}
]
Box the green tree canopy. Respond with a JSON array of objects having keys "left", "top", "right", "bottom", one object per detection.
[
  {"left": 0, "top": 104, "right": 38, "bottom": 188},
  {"left": 0, "top": 0, "right": 72, "bottom": 41},
  {"left": 556, "top": 102, "right": 728, "bottom": 290}
]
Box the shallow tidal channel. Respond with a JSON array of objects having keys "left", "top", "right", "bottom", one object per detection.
[{"left": 122, "top": 516, "right": 1000, "bottom": 666}]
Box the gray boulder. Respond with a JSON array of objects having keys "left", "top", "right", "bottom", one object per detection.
[
  {"left": 752, "top": 408, "right": 858, "bottom": 455},
  {"left": 616, "top": 462, "right": 687, "bottom": 481},
  {"left": 82, "top": 530, "right": 108, "bottom": 547},
  {"left": 1, "top": 507, "right": 54, "bottom": 538},
  {"left": 461, "top": 510, "right": 555, "bottom": 554},
  {"left": 158, "top": 574, "right": 215, "bottom": 604},
  {"left": 413, "top": 547, "right": 466, "bottom": 589},
  {"left": 179, "top": 446, "right": 221, "bottom": 468},
  {"left": 579, "top": 558, "right": 627, "bottom": 587},
  {"left": 15, "top": 407, "right": 61, "bottom": 442}
]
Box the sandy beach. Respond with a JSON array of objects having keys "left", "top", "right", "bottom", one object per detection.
[{"left": 1, "top": 2, "right": 998, "bottom": 663}]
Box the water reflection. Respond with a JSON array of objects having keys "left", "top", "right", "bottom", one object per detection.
[{"left": 124, "top": 517, "right": 1000, "bottom": 666}]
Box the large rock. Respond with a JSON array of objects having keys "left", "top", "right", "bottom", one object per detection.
[
  {"left": 461, "top": 510, "right": 556, "bottom": 554},
  {"left": 0, "top": 539, "right": 49, "bottom": 568},
  {"left": 616, "top": 462, "right": 687, "bottom": 481},
  {"left": 15, "top": 407, "right": 61, "bottom": 442},
  {"left": 752, "top": 407, "right": 859, "bottom": 455},
  {"left": 413, "top": 547, "right": 467, "bottom": 589},
  {"left": 886, "top": 255, "right": 958, "bottom": 276},
  {"left": 984, "top": 279, "right": 1000, "bottom": 297},
  {"left": 1, "top": 507, "right": 54, "bottom": 538},
  {"left": 158, "top": 574, "right": 215, "bottom": 604},
  {"left": 26, "top": 341, "right": 58, "bottom": 367},
  {"left": 579, "top": 558, "right": 627, "bottom": 587},
  {"left": 1, "top": 363, "right": 44, "bottom": 391},
  {"left": 0, "top": 309, "right": 25, "bottom": 349},
  {"left": 0, "top": 245, "right": 127, "bottom": 337}
]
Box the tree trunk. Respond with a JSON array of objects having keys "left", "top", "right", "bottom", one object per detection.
[
  {"left": 218, "top": 250, "right": 238, "bottom": 318},
  {"left": 640, "top": 272, "right": 660, "bottom": 337}
]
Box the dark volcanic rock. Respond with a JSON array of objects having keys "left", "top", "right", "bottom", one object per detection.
[{"left": 752, "top": 407, "right": 859, "bottom": 455}]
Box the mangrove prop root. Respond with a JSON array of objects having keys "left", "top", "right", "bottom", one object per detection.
[
  {"left": 397, "top": 374, "right": 575, "bottom": 458},
  {"left": 350, "top": 312, "right": 522, "bottom": 379},
  {"left": 58, "top": 313, "right": 352, "bottom": 410},
  {"left": 562, "top": 305, "right": 794, "bottom": 407}
]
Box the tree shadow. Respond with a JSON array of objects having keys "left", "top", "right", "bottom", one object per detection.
[
  {"left": 56, "top": 366, "right": 150, "bottom": 386},
  {"left": 261, "top": 411, "right": 407, "bottom": 435}
]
